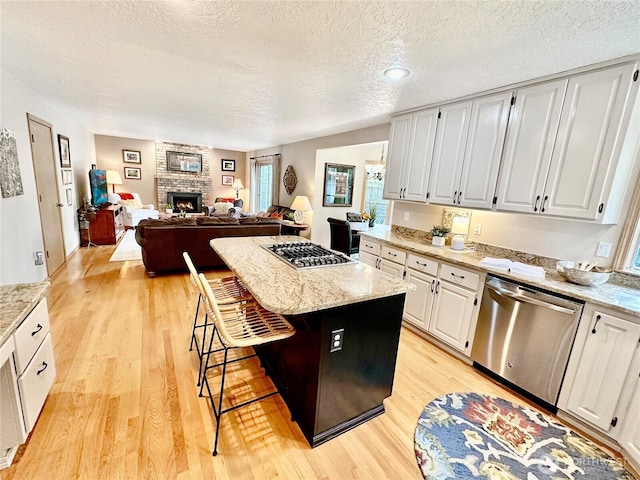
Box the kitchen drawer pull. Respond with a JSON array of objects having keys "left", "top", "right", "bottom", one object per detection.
[
  {"left": 365, "top": 244, "right": 373, "bottom": 249},
  {"left": 415, "top": 261, "right": 428, "bottom": 267},
  {"left": 31, "top": 323, "right": 43, "bottom": 336},
  {"left": 592, "top": 314, "right": 601, "bottom": 334},
  {"left": 450, "top": 272, "right": 465, "bottom": 280},
  {"left": 388, "top": 252, "right": 397, "bottom": 257},
  {"left": 36, "top": 361, "right": 48, "bottom": 376}
]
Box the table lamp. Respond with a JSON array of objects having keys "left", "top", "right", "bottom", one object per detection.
[
  {"left": 231, "top": 178, "right": 244, "bottom": 199},
  {"left": 106, "top": 170, "right": 123, "bottom": 193},
  {"left": 290, "top": 195, "right": 312, "bottom": 224},
  {"left": 451, "top": 216, "right": 469, "bottom": 251}
]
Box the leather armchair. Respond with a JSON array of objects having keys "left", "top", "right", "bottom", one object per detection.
[
  {"left": 327, "top": 218, "right": 360, "bottom": 256},
  {"left": 108, "top": 193, "right": 159, "bottom": 228}
]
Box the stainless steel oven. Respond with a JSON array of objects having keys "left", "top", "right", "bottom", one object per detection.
[{"left": 471, "top": 275, "right": 583, "bottom": 408}]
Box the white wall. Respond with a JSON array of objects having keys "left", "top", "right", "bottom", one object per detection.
[{"left": 1, "top": 70, "right": 95, "bottom": 284}]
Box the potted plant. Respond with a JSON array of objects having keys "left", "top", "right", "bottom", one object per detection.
[
  {"left": 429, "top": 225, "right": 449, "bottom": 246},
  {"left": 165, "top": 203, "right": 174, "bottom": 214},
  {"left": 366, "top": 203, "right": 378, "bottom": 227}
]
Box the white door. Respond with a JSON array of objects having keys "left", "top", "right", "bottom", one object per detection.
[
  {"left": 378, "top": 258, "right": 404, "bottom": 278},
  {"left": 618, "top": 376, "right": 640, "bottom": 469},
  {"left": 403, "top": 108, "right": 439, "bottom": 202},
  {"left": 428, "top": 280, "right": 476, "bottom": 352},
  {"left": 27, "top": 114, "right": 66, "bottom": 277},
  {"left": 565, "top": 311, "right": 640, "bottom": 431},
  {"left": 404, "top": 268, "right": 436, "bottom": 330},
  {"left": 495, "top": 79, "right": 568, "bottom": 213},
  {"left": 543, "top": 63, "right": 638, "bottom": 219},
  {"left": 428, "top": 101, "right": 472, "bottom": 205},
  {"left": 383, "top": 114, "right": 412, "bottom": 200},
  {"left": 458, "top": 91, "right": 512, "bottom": 209}
]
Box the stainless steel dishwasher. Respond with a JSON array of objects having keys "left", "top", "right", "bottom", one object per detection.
[{"left": 471, "top": 275, "right": 584, "bottom": 408}]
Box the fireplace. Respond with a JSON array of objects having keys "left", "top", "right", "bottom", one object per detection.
[{"left": 167, "top": 192, "right": 202, "bottom": 213}]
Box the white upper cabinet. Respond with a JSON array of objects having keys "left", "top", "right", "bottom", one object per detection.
[
  {"left": 384, "top": 108, "right": 439, "bottom": 202},
  {"left": 495, "top": 79, "right": 568, "bottom": 213},
  {"left": 427, "top": 101, "right": 471, "bottom": 205},
  {"left": 429, "top": 92, "right": 512, "bottom": 209},
  {"left": 543, "top": 63, "right": 639, "bottom": 221}
]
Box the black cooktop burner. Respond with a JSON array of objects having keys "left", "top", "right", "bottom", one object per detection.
[{"left": 262, "top": 242, "right": 357, "bottom": 269}]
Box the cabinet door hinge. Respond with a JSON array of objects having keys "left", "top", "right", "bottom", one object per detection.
[
  {"left": 611, "top": 416, "right": 618, "bottom": 427},
  {"left": 634, "top": 70, "right": 639, "bottom": 82},
  {"left": 492, "top": 196, "right": 497, "bottom": 206}
]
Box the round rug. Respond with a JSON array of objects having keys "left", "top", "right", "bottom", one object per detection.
[{"left": 414, "top": 392, "right": 634, "bottom": 480}]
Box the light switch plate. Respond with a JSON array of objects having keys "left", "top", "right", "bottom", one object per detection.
[
  {"left": 473, "top": 223, "right": 482, "bottom": 235},
  {"left": 596, "top": 241, "right": 612, "bottom": 258},
  {"left": 403, "top": 211, "right": 410, "bottom": 221}
]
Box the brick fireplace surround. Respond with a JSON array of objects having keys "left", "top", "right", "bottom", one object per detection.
[{"left": 155, "top": 142, "right": 213, "bottom": 212}]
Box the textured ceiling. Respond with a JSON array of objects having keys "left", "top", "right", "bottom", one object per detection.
[{"left": 2, "top": 1, "right": 639, "bottom": 151}]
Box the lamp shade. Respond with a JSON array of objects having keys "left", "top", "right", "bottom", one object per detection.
[
  {"left": 106, "top": 170, "right": 123, "bottom": 185},
  {"left": 291, "top": 195, "right": 312, "bottom": 212},
  {"left": 231, "top": 178, "right": 244, "bottom": 190},
  {"left": 451, "top": 216, "right": 470, "bottom": 235}
]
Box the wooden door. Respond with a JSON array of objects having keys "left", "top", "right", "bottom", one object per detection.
[
  {"left": 27, "top": 114, "right": 65, "bottom": 276},
  {"left": 495, "top": 79, "right": 567, "bottom": 213},
  {"left": 427, "top": 101, "right": 471, "bottom": 205}
]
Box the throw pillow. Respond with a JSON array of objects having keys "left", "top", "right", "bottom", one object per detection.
[
  {"left": 197, "top": 216, "right": 239, "bottom": 225},
  {"left": 268, "top": 212, "right": 283, "bottom": 220},
  {"left": 119, "top": 198, "right": 143, "bottom": 209},
  {"left": 119, "top": 193, "right": 134, "bottom": 200},
  {"left": 214, "top": 202, "right": 233, "bottom": 214}
]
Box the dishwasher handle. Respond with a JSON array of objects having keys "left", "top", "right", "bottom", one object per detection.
[{"left": 486, "top": 283, "right": 577, "bottom": 315}]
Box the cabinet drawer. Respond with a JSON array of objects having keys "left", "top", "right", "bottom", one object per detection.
[
  {"left": 359, "top": 239, "right": 380, "bottom": 256},
  {"left": 380, "top": 246, "right": 406, "bottom": 265},
  {"left": 18, "top": 333, "right": 56, "bottom": 433},
  {"left": 406, "top": 254, "right": 438, "bottom": 276},
  {"left": 440, "top": 263, "right": 480, "bottom": 290},
  {"left": 13, "top": 298, "right": 50, "bottom": 375}
]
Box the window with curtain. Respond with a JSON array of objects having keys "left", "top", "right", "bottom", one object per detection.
[{"left": 250, "top": 154, "right": 280, "bottom": 212}]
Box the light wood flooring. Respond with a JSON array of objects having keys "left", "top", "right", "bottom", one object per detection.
[{"left": 1, "top": 242, "right": 624, "bottom": 479}]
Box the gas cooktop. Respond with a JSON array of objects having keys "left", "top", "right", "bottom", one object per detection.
[{"left": 262, "top": 242, "right": 357, "bottom": 269}]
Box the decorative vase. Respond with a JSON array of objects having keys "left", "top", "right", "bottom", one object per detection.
[
  {"left": 431, "top": 236, "right": 446, "bottom": 246},
  {"left": 368, "top": 219, "right": 375, "bottom": 227}
]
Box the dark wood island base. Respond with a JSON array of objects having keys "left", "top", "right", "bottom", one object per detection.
[{"left": 256, "top": 293, "right": 406, "bottom": 447}]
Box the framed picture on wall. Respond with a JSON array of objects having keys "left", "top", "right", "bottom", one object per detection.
[
  {"left": 222, "top": 175, "right": 234, "bottom": 186},
  {"left": 58, "top": 134, "right": 71, "bottom": 167},
  {"left": 221, "top": 159, "right": 235, "bottom": 171},
  {"left": 123, "top": 149, "right": 141, "bottom": 164},
  {"left": 124, "top": 167, "right": 141, "bottom": 180}
]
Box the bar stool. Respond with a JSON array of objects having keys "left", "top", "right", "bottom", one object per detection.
[
  {"left": 182, "top": 252, "right": 252, "bottom": 386},
  {"left": 196, "top": 273, "right": 296, "bottom": 456}
]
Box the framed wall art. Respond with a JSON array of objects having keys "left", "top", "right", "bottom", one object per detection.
[
  {"left": 124, "top": 166, "right": 141, "bottom": 180},
  {"left": 62, "top": 168, "right": 73, "bottom": 185},
  {"left": 323, "top": 163, "right": 355, "bottom": 207},
  {"left": 167, "top": 151, "right": 202, "bottom": 173},
  {"left": 58, "top": 134, "right": 71, "bottom": 167},
  {"left": 221, "top": 159, "right": 235, "bottom": 171},
  {"left": 123, "top": 149, "right": 141, "bottom": 164},
  {"left": 222, "top": 175, "right": 234, "bottom": 186}
]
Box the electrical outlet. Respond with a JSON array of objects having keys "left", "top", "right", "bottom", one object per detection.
[
  {"left": 473, "top": 223, "right": 482, "bottom": 235},
  {"left": 34, "top": 251, "right": 44, "bottom": 265},
  {"left": 403, "top": 211, "right": 410, "bottom": 221},
  {"left": 330, "top": 328, "right": 344, "bottom": 352},
  {"left": 596, "top": 241, "right": 612, "bottom": 258}
]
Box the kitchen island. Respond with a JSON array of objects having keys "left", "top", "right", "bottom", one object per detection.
[{"left": 210, "top": 235, "right": 414, "bottom": 447}]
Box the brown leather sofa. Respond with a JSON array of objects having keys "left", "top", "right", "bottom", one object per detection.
[{"left": 135, "top": 216, "right": 281, "bottom": 276}]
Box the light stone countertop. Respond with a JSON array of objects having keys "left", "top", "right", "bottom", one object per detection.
[
  {"left": 360, "top": 229, "right": 640, "bottom": 318},
  {"left": 210, "top": 235, "right": 414, "bottom": 315},
  {"left": 0, "top": 282, "right": 50, "bottom": 346}
]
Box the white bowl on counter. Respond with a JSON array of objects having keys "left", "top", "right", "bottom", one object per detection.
[{"left": 556, "top": 261, "right": 613, "bottom": 286}]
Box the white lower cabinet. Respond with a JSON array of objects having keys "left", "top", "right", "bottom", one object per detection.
[
  {"left": 428, "top": 279, "right": 477, "bottom": 353},
  {"left": 559, "top": 303, "right": 640, "bottom": 457},
  {"left": 404, "top": 255, "right": 438, "bottom": 330}
]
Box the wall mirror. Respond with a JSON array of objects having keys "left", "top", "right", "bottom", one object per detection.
[{"left": 323, "top": 163, "right": 355, "bottom": 207}]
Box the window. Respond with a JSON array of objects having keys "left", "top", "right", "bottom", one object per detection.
[
  {"left": 250, "top": 154, "right": 280, "bottom": 212},
  {"left": 612, "top": 169, "right": 640, "bottom": 273},
  {"left": 363, "top": 163, "right": 388, "bottom": 225}
]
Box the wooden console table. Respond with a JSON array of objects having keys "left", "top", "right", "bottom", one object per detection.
[{"left": 80, "top": 205, "right": 124, "bottom": 246}]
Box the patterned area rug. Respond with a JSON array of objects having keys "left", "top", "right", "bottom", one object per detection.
[{"left": 414, "top": 393, "right": 634, "bottom": 480}]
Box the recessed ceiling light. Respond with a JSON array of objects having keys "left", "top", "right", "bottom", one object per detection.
[{"left": 384, "top": 67, "right": 410, "bottom": 79}]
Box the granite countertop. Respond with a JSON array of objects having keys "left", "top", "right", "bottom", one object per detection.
[
  {"left": 0, "top": 282, "right": 50, "bottom": 346},
  {"left": 210, "top": 235, "right": 414, "bottom": 315},
  {"left": 360, "top": 230, "right": 640, "bottom": 318}
]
